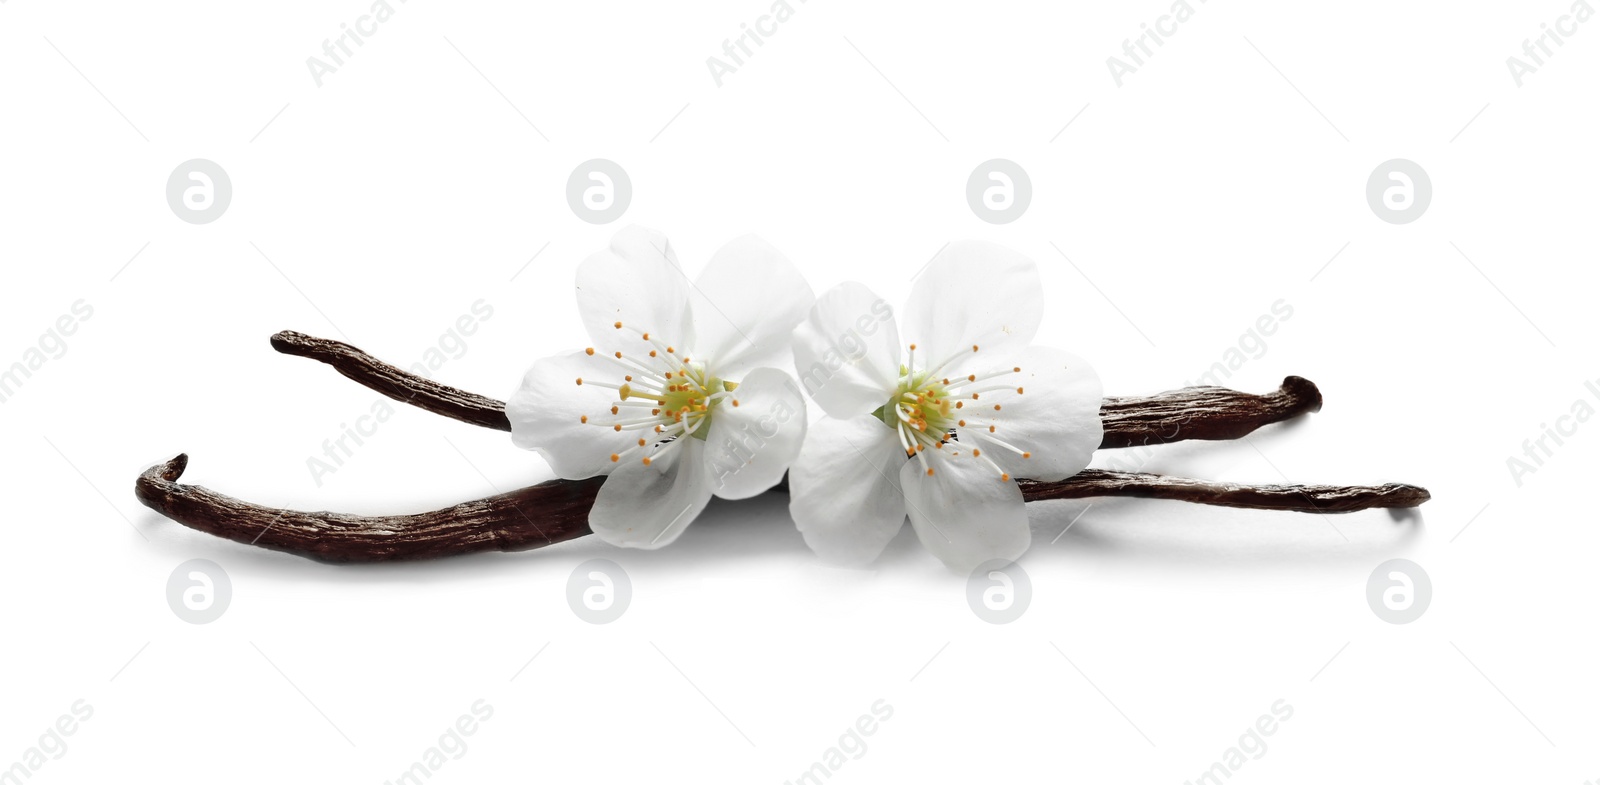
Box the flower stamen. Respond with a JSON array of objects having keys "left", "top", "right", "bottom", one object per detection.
[
  {"left": 875, "top": 347, "right": 1038, "bottom": 483},
  {"left": 574, "top": 325, "right": 734, "bottom": 454}
]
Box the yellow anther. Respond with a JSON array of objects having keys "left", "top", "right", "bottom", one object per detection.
[
  {"left": 1022, "top": 451, "right": 1031, "bottom": 459},
  {"left": 613, "top": 424, "right": 622, "bottom": 432},
  {"left": 1016, "top": 387, "right": 1024, "bottom": 394},
  {"left": 610, "top": 453, "right": 620, "bottom": 462},
  {"left": 642, "top": 456, "right": 653, "bottom": 466},
  {"left": 585, "top": 347, "right": 595, "bottom": 356},
  {"left": 614, "top": 321, "right": 623, "bottom": 329},
  {"left": 580, "top": 415, "right": 588, "bottom": 424}
]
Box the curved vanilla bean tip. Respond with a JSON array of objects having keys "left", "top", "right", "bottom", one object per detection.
[
  {"left": 1097, "top": 376, "right": 1322, "bottom": 449},
  {"left": 270, "top": 331, "right": 511, "bottom": 432},
  {"left": 270, "top": 331, "right": 1319, "bottom": 448},
  {"left": 135, "top": 454, "right": 598, "bottom": 562},
  {"left": 1018, "top": 469, "right": 1429, "bottom": 513}
]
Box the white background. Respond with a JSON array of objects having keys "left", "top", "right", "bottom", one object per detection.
[{"left": 3, "top": 1, "right": 1598, "bottom": 782}]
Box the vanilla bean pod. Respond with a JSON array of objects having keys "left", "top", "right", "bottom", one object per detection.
[
  {"left": 134, "top": 457, "right": 1428, "bottom": 563},
  {"left": 131, "top": 332, "right": 1433, "bottom": 565},
  {"left": 268, "top": 330, "right": 1323, "bottom": 447},
  {"left": 271, "top": 331, "right": 510, "bottom": 431},
  {"left": 1017, "top": 471, "right": 1428, "bottom": 512},
  {"left": 1098, "top": 376, "right": 1321, "bottom": 448},
  {"left": 128, "top": 332, "right": 1427, "bottom": 563},
  {"left": 135, "top": 455, "right": 599, "bottom": 562}
]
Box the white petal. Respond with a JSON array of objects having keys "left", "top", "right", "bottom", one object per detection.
[
  {"left": 701, "top": 367, "right": 808, "bottom": 500},
  {"left": 690, "top": 235, "right": 816, "bottom": 379},
  {"left": 575, "top": 226, "right": 696, "bottom": 356},
  {"left": 507, "top": 351, "right": 638, "bottom": 480},
  {"left": 956, "top": 345, "right": 1103, "bottom": 482},
  {"left": 589, "top": 438, "right": 715, "bottom": 549},
  {"left": 899, "top": 241, "right": 1042, "bottom": 378},
  {"left": 789, "top": 414, "right": 909, "bottom": 566},
  {"left": 791, "top": 281, "right": 903, "bottom": 419},
  {"left": 900, "top": 450, "right": 1030, "bottom": 573}
]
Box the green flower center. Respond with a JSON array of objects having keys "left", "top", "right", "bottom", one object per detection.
[
  {"left": 871, "top": 343, "right": 1030, "bottom": 480},
  {"left": 574, "top": 322, "right": 741, "bottom": 467}
]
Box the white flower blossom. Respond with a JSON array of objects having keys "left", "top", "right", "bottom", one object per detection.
[
  {"left": 788, "top": 241, "right": 1103, "bottom": 572},
  {"left": 509, "top": 226, "right": 814, "bottom": 549}
]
